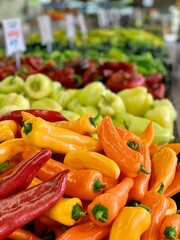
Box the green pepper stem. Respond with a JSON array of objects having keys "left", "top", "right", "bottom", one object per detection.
[
  {"left": 138, "top": 204, "right": 151, "bottom": 212},
  {"left": 164, "top": 226, "right": 177, "bottom": 239},
  {"left": 92, "top": 204, "right": 108, "bottom": 223},
  {"left": 72, "top": 203, "right": 87, "bottom": 221},
  {"left": 177, "top": 210, "right": 180, "bottom": 214},
  {"left": 157, "top": 182, "right": 164, "bottom": 194},
  {"left": 89, "top": 110, "right": 101, "bottom": 127},
  {"left": 137, "top": 165, "right": 151, "bottom": 175},
  {"left": 0, "top": 160, "right": 9, "bottom": 171},
  {"left": 93, "top": 179, "right": 106, "bottom": 193},
  {"left": 23, "top": 121, "right": 33, "bottom": 135}
]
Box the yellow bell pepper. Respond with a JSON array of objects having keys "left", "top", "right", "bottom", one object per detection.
[
  {"left": 64, "top": 150, "right": 120, "bottom": 179},
  {"left": 46, "top": 197, "right": 87, "bottom": 226},
  {"left": 149, "top": 147, "right": 178, "bottom": 193},
  {"left": 0, "top": 120, "right": 18, "bottom": 142},
  {"left": 21, "top": 111, "right": 102, "bottom": 154},
  {"left": 109, "top": 206, "right": 151, "bottom": 240}
]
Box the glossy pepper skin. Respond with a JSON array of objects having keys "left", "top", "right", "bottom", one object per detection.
[
  {"left": 0, "top": 109, "right": 68, "bottom": 126},
  {"left": 0, "top": 169, "right": 69, "bottom": 239},
  {"left": 46, "top": 197, "right": 86, "bottom": 226},
  {"left": 159, "top": 213, "right": 180, "bottom": 239},
  {"left": 149, "top": 147, "right": 178, "bottom": 193},
  {"left": 64, "top": 150, "right": 120, "bottom": 179},
  {"left": 164, "top": 162, "right": 180, "bottom": 198},
  {"left": 141, "top": 190, "right": 170, "bottom": 240},
  {"left": 98, "top": 116, "right": 149, "bottom": 177},
  {"left": 21, "top": 112, "right": 102, "bottom": 154},
  {"left": 87, "top": 177, "right": 134, "bottom": 226},
  {"left": 128, "top": 144, "right": 151, "bottom": 201},
  {"left": 109, "top": 206, "right": 151, "bottom": 240},
  {"left": 37, "top": 158, "right": 106, "bottom": 200},
  {"left": 0, "top": 138, "right": 39, "bottom": 164},
  {"left": 0, "top": 120, "right": 18, "bottom": 142},
  {"left": 0, "top": 149, "right": 52, "bottom": 199},
  {"left": 55, "top": 221, "right": 111, "bottom": 240}
]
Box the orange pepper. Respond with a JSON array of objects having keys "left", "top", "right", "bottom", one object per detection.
[
  {"left": 98, "top": 116, "right": 149, "bottom": 177},
  {"left": 149, "top": 147, "right": 178, "bottom": 193},
  {"left": 139, "top": 121, "right": 154, "bottom": 146},
  {"left": 128, "top": 144, "right": 151, "bottom": 201},
  {"left": 150, "top": 143, "right": 180, "bottom": 156},
  {"left": 87, "top": 177, "right": 134, "bottom": 226},
  {"left": 159, "top": 213, "right": 180, "bottom": 239},
  {"left": 55, "top": 221, "right": 111, "bottom": 240},
  {"left": 115, "top": 125, "right": 141, "bottom": 143},
  {"left": 37, "top": 159, "right": 106, "bottom": 201},
  {"left": 141, "top": 190, "right": 170, "bottom": 240},
  {"left": 0, "top": 120, "right": 18, "bottom": 142},
  {"left": 7, "top": 228, "right": 41, "bottom": 240},
  {"left": 163, "top": 162, "right": 180, "bottom": 198},
  {"left": 165, "top": 197, "right": 178, "bottom": 216}
]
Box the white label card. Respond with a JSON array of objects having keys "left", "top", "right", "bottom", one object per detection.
[
  {"left": 65, "top": 14, "right": 76, "bottom": 40},
  {"left": 37, "top": 15, "right": 54, "bottom": 45},
  {"left": 77, "top": 14, "right": 87, "bottom": 35},
  {"left": 2, "top": 18, "right": 26, "bottom": 56}
]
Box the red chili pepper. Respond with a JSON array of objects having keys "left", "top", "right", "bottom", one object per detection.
[
  {"left": 145, "top": 73, "right": 163, "bottom": 87},
  {"left": 106, "top": 71, "right": 146, "bottom": 92},
  {"left": 146, "top": 82, "right": 166, "bottom": 99},
  {"left": 0, "top": 149, "right": 52, "bottom": 199},
  {"left": 98, "top": 61, "right": 136, "bottom": 74},
  {"left": 0, "top": 169, "right": 69, "bottom": 239},
  {"left": 0, "top": 109, "right": 68, "bottom": 126}
]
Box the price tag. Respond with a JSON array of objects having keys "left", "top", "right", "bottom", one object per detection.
[
  {"left": 76, "top": 13, "right": 87, "bottom": 44},
  {"left": 97, "top": 9, "right": 109, "bottom": 28},
  {"left": 2, "top": 18, "right": 26, "bottom": 57},
  {"left": 65, "top": 14, "right": 76, "bottom": 43},
  {"left": 37, "top": 15, "right": 54, "bottom": 52}
]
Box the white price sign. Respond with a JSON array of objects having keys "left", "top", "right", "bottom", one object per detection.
[
  {"left": 97, "top": 9, "right": 109, "bottom": 28},
  {"left": 37, "top": 15, "right": 54, "bottom": 46},
  {"left": 77, "top": 14, "right": 87, "bottom": 35},
  {"left": 2, "top": 18, "right": 26, "bottom": 56},
  {"left": 65, "top": 14, "right": 76, "bottom": 40}
]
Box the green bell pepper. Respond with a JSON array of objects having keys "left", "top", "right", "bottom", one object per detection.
[
  {"left": 1, "top": 93, "right": 30, "bottom": 110},
  {"left": 153, "top": 99, "right": 177, "bottom": 121},
  {"left": 31, "top": 98, "right": 62, "bottom": 112},
  {"left": 144, "top": 105, "right": 174, "bottom": 134},
  {"left": 113, "top": 112, "right": 174, "bottom": 145},
  {"left": 98, "top": 89, "right": 126, "bottom": 118},
  {"left": 117, "top": 86, "right": 154, "bottom": 117},
  {"left": 0, "top": 75, "right": 25, "bottom": 94}
]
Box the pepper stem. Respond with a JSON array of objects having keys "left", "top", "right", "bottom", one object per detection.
[
  {"left": 92, "top": 204, "right": 108, "bottom": 223},
  {"left": 138, "top": 204, "right": 151, "bottom": 212},
  {"left": 164, "top": 226, "right": 177, "bottom": 239},
  {"left": 89, "top": 110, "right": 101, "bottom": 127},
  {"left": 137, "top": 165, "right": 151, "bottom": 175},
  {"left": 0, "top": 160, "right": 9, "bottom": 171},
  {"left": 72, "top": 203, "right": 87, "bottom": 221},
  {"left": 23, "top": 121, "right": 33, "bottom": 135},
  {"left": 157, "top": 182, "right": 164, "bottom": 194},
  {"left": 93, "top": 178, "right": 106, "bottom": 193}
]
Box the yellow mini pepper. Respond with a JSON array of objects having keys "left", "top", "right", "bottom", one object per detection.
[
  {"left": 64, "top": 150, "right": 120, "bottom": 179},
  {"left": 109, "top": 206, "right": 151, "bottom": 240},
  {"left": 0, "top": 120, "right": 18, "bottom": 142},
  {"left": 46, "top": 197, "right": 87, "bottom": 226},
  {"left": 149, "top": 147, "right": 178, "bottom": 193},
  {"left": 21, "top": 112, "right": 102, "bottom": 154}
]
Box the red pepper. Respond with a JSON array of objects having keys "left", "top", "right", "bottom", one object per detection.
[
  {"left": 145, "top": 82, "right": 166, "bottom": 99},
  {"left": 145, "top": 73, "right": 163, "bottom": 87},
  {"left": 0, "top": 149, "right": 52, "bottom": 199},
  {"left": 98, "top": 61, "right": 136, "bottom": 74},
  {"left": 106, "top": 71, "right": 146, "bottom": 92},
  {"left": 0, "top": 109, "right": 68, "bottom": 126},
  {"left": 0, "top": 169, "right": 69, "bottom": 239}
]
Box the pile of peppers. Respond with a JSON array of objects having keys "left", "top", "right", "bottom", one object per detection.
[{"left": 0, "top": 109, "right": 179, "bottom": 240}]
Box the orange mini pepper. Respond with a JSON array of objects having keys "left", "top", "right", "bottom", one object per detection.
[
  {"left": 139, "top": 121, "right": 154, "bottom": 146},
  {"left": 37, "top": 158, "right": 106, "bottom": 201},
  {"left": 98, "top": 116, "right": 150, "bottom": 177},
  {"left": 55, "top": 221, "right": 111, "bottom": 240},
  {"left": 87, "top": 177, "right": 134, "bottom": 226},
  {"left": 0, "top": 120, "right": 18, "bottom": 142}
]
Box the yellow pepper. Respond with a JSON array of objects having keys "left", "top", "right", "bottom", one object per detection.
[
  {"left": 165, "top": 197, "right": 177, "bottom": 216},
  {"left": 0, "top": 138, "right": 39, "bottom": 164},
  {"left": 0, "top": 120, "right": 18, "bottom": 142},
  {"left": 149, "top": 147, "right": 178, "bottom": 193},
  {"left": 46, "top": 197, "right": 87, "bottom": 226},
  {"left": 109, "top": 206, "right": 151, "bottom": 240},
  {"left": 64, "top": 150, "right": 120, "bottom": 179},
  {"left": 21, "top": 112, "right": 102, "bottom": 154},
  {"left": 27, "top": 177, "right": 43, "bottom": 188},
  {"left": 51, "top": 113, "right": 99, "bottom": 135}
]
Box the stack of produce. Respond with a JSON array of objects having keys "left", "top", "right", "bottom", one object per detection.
[{"left": 0, "top": 110, "right": 179, "bottom": 239}]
